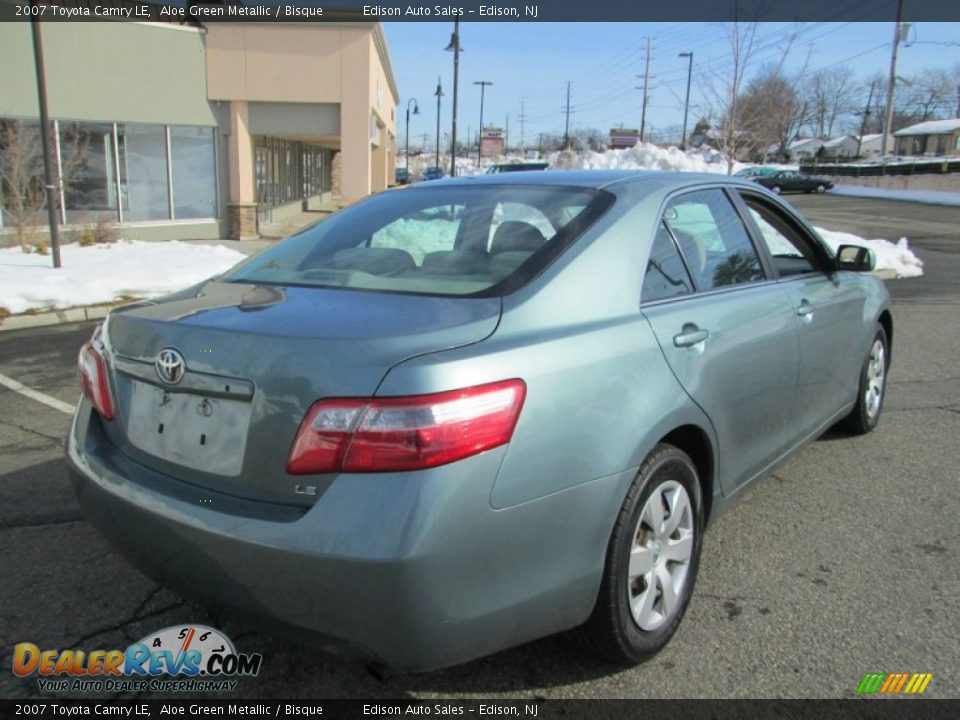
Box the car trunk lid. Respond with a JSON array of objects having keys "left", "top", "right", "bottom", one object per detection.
[{"left": 99, "top": 280, "right": 501, "bottom": 507}]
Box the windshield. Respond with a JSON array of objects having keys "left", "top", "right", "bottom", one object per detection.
[{"left": 224, "top": 185, "right": 613, "bottom": 297}]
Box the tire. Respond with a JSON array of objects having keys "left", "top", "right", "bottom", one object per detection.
[
  {"left": 816, "top": 184, "right": 826, "bottom": 194},
  {"left": 839, "top": 325, "right": 889, "bottom": 435},
  {"left": 771, "top": 185, "right": 782, "bottom": 194},
  {"left": 571, "top": 444, "right": 704, "bottom": 664}
]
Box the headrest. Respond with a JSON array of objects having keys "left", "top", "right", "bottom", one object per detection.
[{"left": 489, "top": 221, "right": 546, "bottom": 255}]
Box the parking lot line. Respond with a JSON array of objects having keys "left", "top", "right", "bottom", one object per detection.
[{"left": 0, "top": 371, "right": 76, "bottom": 416}]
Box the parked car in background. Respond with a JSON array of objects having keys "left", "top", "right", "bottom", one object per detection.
[
  {"left": 484, "top": 162, "right": 550, "bottom": 174},
  {"left": 733, "top": 166, "right": 778, "bottom": 178},
  {"left": 423, "top": 166, "right": 447, "bottom": 181},
  {"left": 69, "top": 170, "right": 890, "bottom": 672},
  {"left": 395, "top": 167, "right": 411, "bottom": 185},
  {"left": 751, "top": 170, "right": 834, "bottom": 194}
]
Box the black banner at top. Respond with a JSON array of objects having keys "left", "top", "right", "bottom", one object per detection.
[{"left": 1, "top": 0, "right": 960, "bottom": 22}]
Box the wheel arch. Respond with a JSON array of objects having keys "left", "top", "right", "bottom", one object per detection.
[
  {"left": 878, "top": 309, "right": 893, "bottom": 362},
  {"left": 658, "top": 424, "right": 715, "bottom": 525}
]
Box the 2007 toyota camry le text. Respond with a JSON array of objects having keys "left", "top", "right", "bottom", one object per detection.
[{"left": 67, "top": 170, "right": 891, "bottom": 671}]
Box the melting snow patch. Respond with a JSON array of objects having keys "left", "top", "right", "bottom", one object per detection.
[
  {"left": 813, "top": 228, "right": 923, "bottom": 279},
  {"left": 0, "top": 240, "right": 246, "bottom": 314}
]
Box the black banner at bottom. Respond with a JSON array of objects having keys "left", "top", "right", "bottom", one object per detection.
[{"left": 1, "top": 700, "right": 959, "bottom": 720}]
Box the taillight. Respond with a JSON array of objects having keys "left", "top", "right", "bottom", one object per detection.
[
  {"left": 78, "top": 340, "right": 113, "bottom": 421},
  {"left": 286, "top": 379, "right": 526, "bottom": 474}
]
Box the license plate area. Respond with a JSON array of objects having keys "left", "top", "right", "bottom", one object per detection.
[{"left": 126, "top": 381, "right": 251, "bottom": 477}]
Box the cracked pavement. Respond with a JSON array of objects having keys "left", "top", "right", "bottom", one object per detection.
[{"left": 0, "top": 195, "right": 958, "bottom": 699}]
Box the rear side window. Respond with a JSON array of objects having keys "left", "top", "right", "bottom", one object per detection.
[
  {"left": 224, "top": 185, "right": 612, "bottom": 297},
  {"left": 663, "top": 189, "right": 765, "bottom": 290},
  {"left": 642, "top": 223, "right": 694, "bottom": 303}
]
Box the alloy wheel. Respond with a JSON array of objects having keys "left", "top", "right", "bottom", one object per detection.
[
  {"left": 626, "top": 480, "right": 695, "bottom": 631},
  {"left": 865, "top": 338, "right": 886, "bottom": 420}
]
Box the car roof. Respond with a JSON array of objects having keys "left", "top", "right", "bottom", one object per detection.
[{"left": 429, "top": 169, "right": 754, "bottom": 192}]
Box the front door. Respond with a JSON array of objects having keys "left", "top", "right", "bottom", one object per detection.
[{"left": 737, "top": 191, "right": 866, "bottom": 438}]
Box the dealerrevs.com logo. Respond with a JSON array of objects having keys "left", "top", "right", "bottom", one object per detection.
[{"left": 12, "top": 625, "right": 262, "bottom": 693}]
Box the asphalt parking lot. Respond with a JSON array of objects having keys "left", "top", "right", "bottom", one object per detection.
[{"left": 1, "top": 194, "right": 958, "bottom": 699}]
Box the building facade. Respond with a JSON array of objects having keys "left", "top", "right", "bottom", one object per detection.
[
  {"left": 480, "top": 127, "right": 505, "bottom": 158},
  {"left": 0, "top": 21, "right": 398, "bottom": 242},
  {"left": 608, "top": 128, "right": 641, "bottom": 150},
  {"left": 894, "top": 119, "right": 960, "bottom": 158}
]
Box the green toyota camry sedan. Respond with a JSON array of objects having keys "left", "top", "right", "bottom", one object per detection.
[{"left": 67, "top": 170, "right": 891, "bottom": 671}]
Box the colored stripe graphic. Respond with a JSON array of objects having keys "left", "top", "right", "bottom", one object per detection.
[
  {"left": 857, "top": 672, "right": 933, "bottom": 695},
  {"left": 857, "top": 673, "right": 886, "bottom": 694}
]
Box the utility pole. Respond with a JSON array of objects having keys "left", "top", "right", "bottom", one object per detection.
[
  {"left": 29, "top": 11, "right": 62, "bottom": 268},
  {"left": 505, "top": 113, "right": 510, "bottom": 154},
  {"left": 519, "top": 97, "right": 527, "bottom": 154},
  {"left": 882, "top": 0, "right": 905, "bottom": 156},
  {"left": 563, "top": 81, "right": 572, "bottom": 149},
  {"left": 637, "top": 36, "right": 654, "bottom": 143},
  {"left": 955, "top": 83, "right": 960, "bottom": 117},
  {"left": 434, "top": 77, "right": 444, "bottom": 171},
  {"left": 678, "top": 52, "right": 693, "bottom": 150},
  {"left": 855, "top": 81, "right": 876, "bottom": 158},
  {"left": 445, "top": 20, "right": 462, "bottom": 177},
  {"left": 473, "top": 80, "right": 493, "bottom": 165}
]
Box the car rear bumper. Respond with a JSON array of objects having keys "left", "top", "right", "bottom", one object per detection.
[{"left": 67, "top": 402, "right": 631, "bottom": 671}]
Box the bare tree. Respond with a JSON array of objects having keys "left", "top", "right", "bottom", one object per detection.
[
  {"left": 699, "top": 21, "right": 760, "bottom": 173},
  {"left": 901, "top": 68, "right": 956, "bottom": 122},
  {"left": 739, "top": 65, "right": 809, "bottom": 161},
  {"left": 0, "top": 121, "right": 45, "bottom": 252},
  {"left": 805, "top": 67, "right": 857, "bottom": 138},
  {"left": 0, "top": 119, "right": 86, "bottom": 253}
]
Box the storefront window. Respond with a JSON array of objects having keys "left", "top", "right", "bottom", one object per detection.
[
  {"left": 170, "top": 126, "right": 216, "bottom": 219},
  {"left": 118, "top": 123, "right": 169, "bottom": 221},
  {"left": 60, "top": 122, "right": 118, "bottom": 225}
]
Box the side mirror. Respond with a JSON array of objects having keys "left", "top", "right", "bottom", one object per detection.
[{"left": 835, "top": 244, "right": 875, "bottom": 272}]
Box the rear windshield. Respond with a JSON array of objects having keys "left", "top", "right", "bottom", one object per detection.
[{"left": 224, "top": 185, "right": 612, "bottom": 297}]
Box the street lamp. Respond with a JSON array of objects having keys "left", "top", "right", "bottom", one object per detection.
[
  {"left": 474, "top": 80, "right": 493, "bottom": 165},
  {"left": 405, "top": 98, "right": 419, "bottom": 169},
  {"left": 434, "top": 77, "right": 444, "bottom": 172},
  {"left": 444, "top": 20, "right": 463, "bottom": 177},
  {"left": 679, "top": 52, "right": 694, "bottom": 151}
]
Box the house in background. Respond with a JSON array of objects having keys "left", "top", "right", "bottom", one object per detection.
[
  {"left": 0, "top": 20, "right": 399, "bottom": 242},
  {"left": 821, "top": 135, "right": 859, "bottom": 159},
  {"left": 857, "top": 133, "right": 885, "bottom": 157},
  {"left": 787, "top": 137, "right": 824, "bottom": 161},
  {"left": 894, "top": 119, "right": 960, "bottom": 157}
]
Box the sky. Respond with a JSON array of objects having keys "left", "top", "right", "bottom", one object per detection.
[{"left": 382, "top": 21, "right": 960, "bottom": 150}]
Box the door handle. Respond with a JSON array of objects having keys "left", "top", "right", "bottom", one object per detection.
[
  {"left": 797, "top": 300, "right": 814, "bottom": 317},
  {"left": 673, "top": 324, "right": 710, "bottom": 348}
]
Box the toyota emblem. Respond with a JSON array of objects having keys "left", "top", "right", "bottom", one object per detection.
[{"left": 155, "top": 348, "right": 186, "bottom": 385}]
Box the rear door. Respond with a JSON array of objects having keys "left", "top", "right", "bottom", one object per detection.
[
  {"left": 641, "top": 187, "right": 800, "bottom": 494},
  {"left": 736, "top": 190, "right": 866, "bottom": 437}
]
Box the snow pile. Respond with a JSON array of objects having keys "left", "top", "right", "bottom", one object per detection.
[
  {"left": 549, "top": 142, "right": 728, "bottom": 174},
  {"left": 372, "top": 217, "right": 459, "bottom": 263},
  {"left": 829, "top": 184, "right": 960, "bottom": 208},
  {"left": 814, "top": 227, "right": 924, "bottom": 279},
  {"left": 0, "top": 240, "right": 246, "bottom": 314}
]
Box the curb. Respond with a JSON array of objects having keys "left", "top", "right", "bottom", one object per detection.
[{"left": 0, "top": 304, "right": 119, "bottom": 332}]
